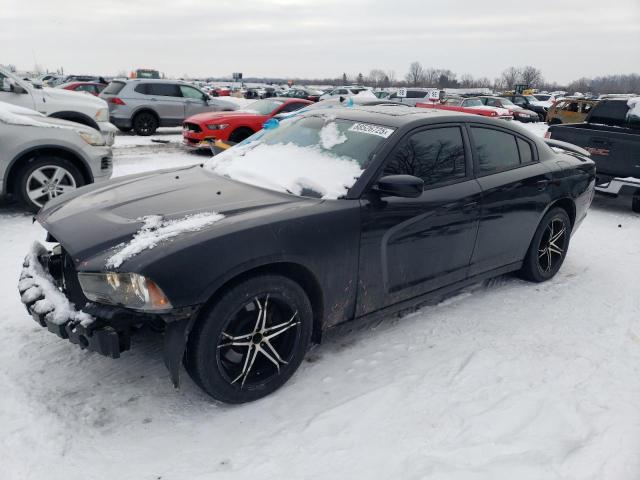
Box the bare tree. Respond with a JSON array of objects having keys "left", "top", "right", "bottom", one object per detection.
[
  {"left": 367, "top": 69, "right": 386, "bottom": 87},
  {"left": 460, "top": 73, "right": 475, "bottom": 88},
  {"left": 405, "top": 61, "right": 426, "bottom": 87},
  {"left": 424, "top": 68, "right": 439, "bottom": 87},
  {"left": 386, "top": 70, "right": 396, "bottom": 86},
  {"left": 520, "top": 66, "right": 543, "bottom": 87},
  {"left": 501, "top": 67, "right": 521, "bottom": 89}
]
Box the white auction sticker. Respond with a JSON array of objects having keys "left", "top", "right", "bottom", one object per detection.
[{"left": 348, "top": 123, "right": 395, "bottom": 138}]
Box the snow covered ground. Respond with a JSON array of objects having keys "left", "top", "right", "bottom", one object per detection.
[{"left": 1, "top": 122, "right": 639, "bottom": 480}]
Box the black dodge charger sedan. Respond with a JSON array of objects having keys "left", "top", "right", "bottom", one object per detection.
[{"left": 18, "top": 106, "right": 596, "bottom": 403}]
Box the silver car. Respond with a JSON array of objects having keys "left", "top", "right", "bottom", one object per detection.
[
  {"left": 100, "top": 79, "right": 238, "bottom": 135},
  {"left": 0, "top": 102, "right": 112, "bottom": 211}
]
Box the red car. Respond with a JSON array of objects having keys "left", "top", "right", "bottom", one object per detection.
[
  {"left": 416, "top": 98, "right": 513, "bottom": 120},
  {"left": 183, "top": 98, "right": 312, "bottom": 149},
  {"left": 58, "top": 81, "right": 107, "bottom": 96}
]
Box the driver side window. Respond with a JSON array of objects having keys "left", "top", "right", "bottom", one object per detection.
[
  {"left": 180, "top": 85, "right": 205, "bottom": 99},
  {"left": 383, "top": 127, "right": 467, "bottom": 189}
]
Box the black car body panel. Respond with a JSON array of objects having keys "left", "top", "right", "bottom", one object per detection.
[{"left": 26, "top": 106, "right": 596, "bottom": 387}]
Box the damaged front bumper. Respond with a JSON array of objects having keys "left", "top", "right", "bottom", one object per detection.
[{"left": 18, "top": 242, "right": 200, "bottom": 386}]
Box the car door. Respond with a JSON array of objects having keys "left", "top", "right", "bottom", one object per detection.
[
  {"left": 145, "top": 83, "right": 184, "bottom": 126},
  {"left": 356, "top": 124, "right": 482, "bottom": 316},
  {"left": 181, "top": 85, "right": 211, "bottom": 117},
  {"left": 467, "top": 124, "right": 553, "bottom": 276}
]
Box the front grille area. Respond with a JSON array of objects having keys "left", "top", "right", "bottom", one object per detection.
[
  {"left": 183, "top": 122, "right": 202, "bottom": 133},
  {"left": 101, "top": 156, "right": 112, "bottom": 170}
]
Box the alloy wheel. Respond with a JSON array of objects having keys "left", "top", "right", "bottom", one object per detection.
[
  {"left": 25, "top": 166, "right": 77, "bottom": 208},
  {"left": 537, "top": 218, "right": 567, "bottom": 273},
  {"left": 216, "top": 294, "right": 300, "bottom": 389}
]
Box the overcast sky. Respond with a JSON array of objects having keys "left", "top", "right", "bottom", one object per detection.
[{"left": 2, "top": 0, "right": 639, "bottom": 84}]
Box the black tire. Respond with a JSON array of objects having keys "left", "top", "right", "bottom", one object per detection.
[
  {"left": 229, "top": 127, "right": 255, "bottom": 143},
  {"left": 117, "top": 126, "right": 132, "bottom": 133},
  {"left": 132, "top": 111, "right": 158, "bottom": 136},
  {"left": 632, "top": 191, "right": 640, "bottom": 213},
  {"left": 519, "top": 207, "right": 571, "bottom": 282},
  {"left": 16, "top": 156, "right": 85, "bottom": 212},
  {"left": 186, "top": 275, "right": 313, "bottom": 403},
  {"left": 549, "top": 118, "right": 562, "bottom": 125}
]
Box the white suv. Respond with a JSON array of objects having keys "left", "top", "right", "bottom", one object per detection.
[{"left": 0, "top": 66, "right": 116, "bottom": 145}]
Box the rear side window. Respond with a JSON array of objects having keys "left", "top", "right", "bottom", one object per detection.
[
  {"left": 102, "top": 81, "right": 125, "bottom": 95},
  {"left": 589, "top": 101, "right": 629, "bottom": 127},
  {"left": 383, "top": 126, "right": 467, "bottom": 188},
  {"left": 517, "top": 138, "right": 533, "bottom": 164},
  {"left": 471, "top": 127, "right": 521, "bottom": 174},
  {"left": 134, "top": 83, "right": 148, "bottom": 94},
  {"left": 146, "top": 83, "right": 181, "bottom": 97}
]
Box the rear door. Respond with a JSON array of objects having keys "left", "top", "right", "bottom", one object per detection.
[
  {"left": 145, "top": 83, "right": 184, "bottom": 126},
  {"left": 356, "top": 124, "right": 482, "bottom": 315},
  {"left": 468, "top": 124, "right": 552, "bottom": 275}
]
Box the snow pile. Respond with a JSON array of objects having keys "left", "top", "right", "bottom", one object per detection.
[
  {"left": 627, "top": 97, "right": 640, "bottom": 123},
  {"left": 208, "top": 142, "right": 363, "bottom": 199},
  {"left": 319, "top": 122, "right": 347, "bottom": 149},
  {"left": 20, "top": 242, "right": 94, "bottom": 326},
  {"left": 106, "top": 212, "right": 225, "bottom": 269}
]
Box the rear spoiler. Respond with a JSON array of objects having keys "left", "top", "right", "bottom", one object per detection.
[{"left": 543, "top": 138, "right": 591, "bottom": 157}]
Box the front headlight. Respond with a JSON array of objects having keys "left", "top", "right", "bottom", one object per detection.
[
  {"left": 77, "top": 130, "right": 106, "bottom": 146},
  {"left": 207, "top": 123, "right": 229, "bottom": 130},
  {"left": 95, "top": 107, "right": 109, "bottom": 122},
  {"left": 78, "top": 272, "right": 172, "bottom": 311}
]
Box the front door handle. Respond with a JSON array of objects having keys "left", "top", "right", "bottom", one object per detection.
[{"left": 537, "top": 179, "right": 550, "bottom": 190}]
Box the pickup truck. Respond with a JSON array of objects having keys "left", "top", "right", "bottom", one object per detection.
[
  {"left": 0, "top": 66, "right": 116, "bottom": 145},
  {"left": 547, "top": 98, "right": 640, "bottom": 212}
]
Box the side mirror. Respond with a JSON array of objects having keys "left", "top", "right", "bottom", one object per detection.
[{"left": 374, "top": 175, "right": 424, "bottom": 198}]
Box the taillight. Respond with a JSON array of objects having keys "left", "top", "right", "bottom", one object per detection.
[
  {"left": 110, "top": 97, "right": 126, "bottom": 105},
  {"left": 544, "top": 131, "right": 551, "bottom": 139}
]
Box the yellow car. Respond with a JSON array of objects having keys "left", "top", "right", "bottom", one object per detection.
[{"left": 547, "top": 99, "right": 598, "bottom": 124}]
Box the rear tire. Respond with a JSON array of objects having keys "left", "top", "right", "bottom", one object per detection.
[
  {"left": 632, "top": 190, "right": 640, "bottom": 213},
  {"left": 519, "top": 207, "right": 571, "bottom": 282},
  {"left": 16, "top": 156, "right": 85, "bottom": 212},
  {"left": 132, "top": 111, "right": 158, "bottom": 136},
  {"left": 185, "top": 275, "right": 313, "bottom": 403}
]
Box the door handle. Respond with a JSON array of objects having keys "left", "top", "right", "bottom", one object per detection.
[
  {"left": 150, "top": 98, "right": 157, "bottom": 102},
  {"left": 462, "top": 201, "right": 478, "bottom": 212},
  {"left": 536, "top": 179, "right": 550, "bottom": 190}
]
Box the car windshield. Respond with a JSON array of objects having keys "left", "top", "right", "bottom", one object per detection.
[
  {"left": 244, "top": 99, "right": 285, "bottom": 115},
  {"left": 206, "top": 115, "right": 395, "bottom": 199}
]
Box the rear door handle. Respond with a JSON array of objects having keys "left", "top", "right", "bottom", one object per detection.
[{"left": 462, "top": 201, "right": 478, "bottom": 212}]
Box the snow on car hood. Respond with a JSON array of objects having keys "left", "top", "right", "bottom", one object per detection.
[
  {"left": 105, "top": 212, "right": 224, "bottom": 268},
  {"left": 530, "top": 100, "right": 553, "bottom": 108},
  {"left": 36, "top": 165, "right": 307, "bottom": 265},
  {"left": 207, "top": 142, "right": 363, "bottom": 200}
]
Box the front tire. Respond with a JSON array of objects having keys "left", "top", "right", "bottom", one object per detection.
[
  {"left": 16, "top": 157, "right": 84, "bottom": 212},
  {"left": 186, "top": 275, "right": 313, "bottom": 403},
  {"left": 519, "top": 208, "right": 571, "bottom": 282}
]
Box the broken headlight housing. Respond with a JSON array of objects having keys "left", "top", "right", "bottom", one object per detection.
[{"left": 77, "top": 272, "right": 172, "bottom": 311}]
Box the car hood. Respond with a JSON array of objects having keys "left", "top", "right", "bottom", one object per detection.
[
  {"left": 186, "top": 110, "right": 268, "bottom": 124},
  {"left": 42, "top": 86, "right": 108, "bottom": 109},
  {"left": 37, "top": 165, "right": 305, "bottom": 264}
]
